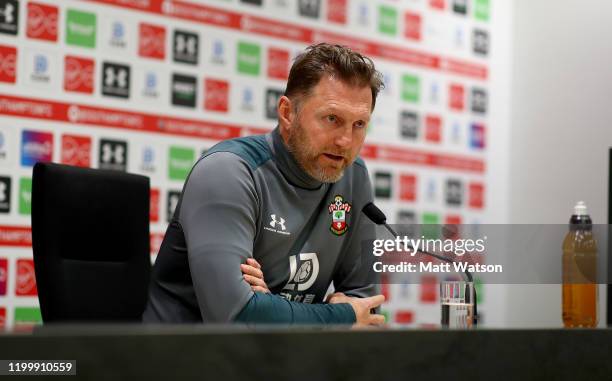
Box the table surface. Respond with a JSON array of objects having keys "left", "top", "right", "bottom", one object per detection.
[{"left": 0, "top": 325, "right": 610, "bottom": 381}]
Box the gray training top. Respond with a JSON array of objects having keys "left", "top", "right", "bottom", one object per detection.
[{"left": 143, "top": 127, "right": 376, "bottom": 324}]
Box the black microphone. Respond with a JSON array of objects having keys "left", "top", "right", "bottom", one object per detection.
[{"left": 362, "top": 202, "right": 478, "bottom": 325}]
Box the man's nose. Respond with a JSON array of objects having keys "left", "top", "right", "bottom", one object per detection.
[{"left": 334, "top": 125, "right": 353, "bottom": 148}]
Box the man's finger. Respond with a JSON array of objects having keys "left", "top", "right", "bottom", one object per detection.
[
  {"left": 247, "top": 258, "right": 262, "bottom": 269},
  {"left": 240, "top": 264, "right": 264, "bottom": 279},
  {"left": 251, "top": 286, "right": 270, "bottom": 294},
  {"left": 368, "top": 314, "right": 386, "bottom": 325},
  {"left": 243, "top": 274, "right": 267, "bottom": 288},
  {"left": 365, "top": 294, "right": 386, "bottom": 309}
]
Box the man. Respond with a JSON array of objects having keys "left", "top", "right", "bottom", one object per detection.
[{"left": 143, "top": 43, "right": 385, "bottom": 326}]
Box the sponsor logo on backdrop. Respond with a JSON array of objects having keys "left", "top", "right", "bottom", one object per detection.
[
  {"left": 241, "top": 86, "right": 255, "bottom": 112},
  {"left": 451, "top": 121, "right": 462, "bottom": 144},
  {"left": 27, "top": 51, "right": 54, "bottom": 86},
  {"left": 241, "top": 0, "right": 263, "bottom": 5},
  {"left": 167, "top": 190, "right": 181, "bottom": 223},
  {"left": 237, "top": 41, "right": 261, "bottom": 76},
  {"left": 265, "top": 88, "right": 283, "bottom": 120},
  {"left": 21, "top": 130, "right": 52, "bottom": 166},
  {"left": 142, "top": 71, "right": 159, "bottom": 99},
  {"left": 445, "top": 215, "right": 462, "bottom": 226},
  {"left": 327, "top": 0, "right": 347, "bottom": 24},
  {"left": 61, "top": 134, "right": 91, "bottom": 167},
  {"left": 267, "top": 48, "right": 289, "bottom": 80},
  {"left": 473, "top": 29, "right": 489, "bottom": 56},
  {"left": 0, "top": 45, "right": 17, "bottom": 83},
  {"left": 425, "top": 115, "right": 442, "bottom": 143},
  {"left": 139, "top": 23, "right": 165, "bottom": 59},
  {"left": 66, "top": 9, "right": 96, "bottom": 48},
  {"left": 0, "top": 177, "right": 10, "bottom": 213},
  {"left": 426, "top": 178, "right": 437, "bottom": 202},
  {"left": 108, "top": 20, "right": 127, "bottom": 49},
  {"left": 429, "top": 0, "right": 446, "bottom": 10},
  {"left": 168, "top": 146, "right": 195, "bottom": 181},
  {"left": 449, "top": 84, "right": 465, "bottom": 111},
  {"left": 0, "top": 0, "right": 18, "bottom": 35},
  {"left": 470, "top": 123, "right": 486, "bottom": 149},
  {"left": 102, "top": 62, "right": 130, "bottom": 98},
  {"left": 378, "top": 5, "right": 397, "bottom": 36},
  {"left": 428, "top": 81, "right": 440, "bottom": 104},
  {"left": 204, "top": 78, "right": 229, "bottom": 112},
  {"left": 404, "top": 12, "right": 421, "bottom": 41},
  {"left": 19, "top": 177, "right": 31, "bottom": 215},
  {"left": 445, "top": 179, "right": 463, "bottom": 206},
  {"left": 374, "top": 172, "right": 392, "bottom": 199},
  {"left": 140, "top": 145, "right": 156, "bottom": 173},
  {"left": 381, "top": 71, "right": 393, "bottom": 97},
  {"left": 27, "top": 2, "right": 57, "bottom": 41},
  {"left": 64, "top": 55, "right": 94, "bottom": 93},
  {"left": 16, "top": 259, "right": 37, "bottom": 296},
  {"left": 298, "top": 0, "right": 321, "bottom": 19},
  {"left": 471, "top": 88, "right": 487, "bottom": 114},
  {"left": 469, "top": 182, "right": 484, "bottom": 209},
  {"left": 0, "top": 258, "right": 7, "bottom": 295},
  {"left": 173, "top": 30, "right": 198, "bottom": 65},
  {"left": 211, "top": 38, "right": 226, "bottom": 65},
  {"left": 99, "top": 139, "right": 127, "bottom": 171},
  {"left": 453, "top": 0, "right": 467, "bottom": 14},
  {"left": 0, "top": 129, "right": 9, "bottom": 164},
  {"left": 454, "top": 26, "right": 466, "bottom": 48},
  {"left": 357, "top": 2, "right": 370, "bottom": 27},
  {"left": 0, "top": 307, "right": 4, "bottom": 328},
  {"left": 150, "top": 188, "right": 159, "bottom": 223},
  {"left": 397, "top": 210, "right": 416, "bottom": 225},
  {"left": 474, "top": 0, "right": 490, "bottom": 22},
  {"left": 400, "top": 111, "right": 419, "bottom": 139},
  {"left": 399, "top": 174, "right": 416, "bottom": 201},
  {"left": 401, "top": 74, "right": 420, "bottom": 103},
  {"left": 420, "top": 275, "right": 437, "bottom": 303},
  {"left": 171, "top": 73, "right": 197, "bottom": 108}
]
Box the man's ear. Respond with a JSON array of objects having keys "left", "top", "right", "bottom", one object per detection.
[{"left": 277, "top": 96, "right": 294, "bottom": 131}]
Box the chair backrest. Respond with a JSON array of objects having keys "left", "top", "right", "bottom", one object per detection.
[{"left": 32, "top": 162, "right": 151, "bottom": 322}]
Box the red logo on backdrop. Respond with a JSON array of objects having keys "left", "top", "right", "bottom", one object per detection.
[
  {"left": 469, "top": 183, "right": 484, "bottom": 209},
  {"left": 139, "top": 23, "right": 166, "bottom": 60},
  {"left": 420, "top": 275, "right": 438, "bottom": 303},
  {"left": 429, "top": 0, "right": 446, "bottom": 10},
  {"left": 327, "top": 0, "right": 347, "bottom": 24},
  {"left": 27, "top": 2, "right": 58, "bottom": 42},
  {"left": 0, "top": 307, "right": 5, "bottom": 329},
  {"left": 449, "top": 84, "right": 465, "bottom": 111},
  {"left": 0, "top": 258, "right": 7, "bottom": 296},
  {"left": 204, "top": 78, "right": 229, "bottom": 112},
  {"left": 16, "top": 259, "right": 37, "bottom": 296},
  {"left": 61, "top": 134, "right": 91, "bottom": 167},
  {"left": 404, "top": 12, "right": 422, "bottom": 41},
  {"left": 395, "top": 310, "right": 414, "bottom": 324},
  {"left": 445, "top": 215, "right": 462, "bottom": 225},
  {"left": 399, "top": 174, "right": 417, "bottom": 201},
  {"left": 150, "top": 233, "right": 164, "bottom": 255},
  {"left": 425, "top": 115, "right": 442, "bottom": 142},
  {"left": 64, "top": 56, "right": 94, "bottom": 94},
  {"left": 267, "top": 48, "right": 290, "bottom": 80},
  {"left": 0, "top": 45, "right": 17, "bottom": 84},
  {"left": 150, "top": 188, "right": 160, "bottom": 223}
]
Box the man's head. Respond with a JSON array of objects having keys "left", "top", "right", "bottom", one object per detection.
[{"left": 278, "top": 43, "right": 384, "bottom": 183}]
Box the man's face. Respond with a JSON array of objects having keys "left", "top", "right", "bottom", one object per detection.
[{"left": 284, "top": 76, "right": 372, "bottom": 183}]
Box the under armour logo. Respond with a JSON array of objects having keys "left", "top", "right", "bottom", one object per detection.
[
  {"left": 104, "top": 67, "right": 128, "bottom": 88},
  {"left": 175, "top": 34, "right": 197, "bottom": 55},
  {"left": 101, "top": 143, "right": 125, "bottom": 164},
  {"left": 0, "top": 3, "right": 15, "bottom": 24},
  {"left": 270, "top": 214, "right": 286, "bottom": 231}
]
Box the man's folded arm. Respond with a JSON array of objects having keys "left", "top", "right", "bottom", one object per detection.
[{"left": 180, "top": 152, "right": 355, "bottom": 324}]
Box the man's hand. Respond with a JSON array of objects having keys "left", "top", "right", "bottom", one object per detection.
[
  {"left": 240, "top": 258, "right": 270, "bottom": 293},
  {"left": 328, "top": 292, "right": 386, "bottom": 327}
]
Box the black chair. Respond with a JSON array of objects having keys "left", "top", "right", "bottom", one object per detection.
[{"left": 32, "top": 162, "right": 151, "bottom": 322}]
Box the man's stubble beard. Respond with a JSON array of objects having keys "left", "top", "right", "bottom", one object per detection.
[{"left": 286, "top": 120, "right": 350, "bottom": 183}]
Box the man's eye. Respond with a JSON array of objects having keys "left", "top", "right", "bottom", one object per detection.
[
  {"left": 354, "top": 121, "right": 366, "bottom": 129},
  {"left": 326, "top": 115, "right": 337, "bottom": 123}
]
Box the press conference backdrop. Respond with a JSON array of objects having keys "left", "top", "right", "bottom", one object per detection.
[{"left": 0, "top": 0, "right": 502, "bottom": 330}]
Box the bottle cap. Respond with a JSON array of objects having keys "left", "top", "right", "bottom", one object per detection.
[{"left": 574, "top": 201, "right": 588, "bottom": 216}]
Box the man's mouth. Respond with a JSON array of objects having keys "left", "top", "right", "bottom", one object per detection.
[{"left": 322, "top": 153, "right": 345, "bottom": 162}]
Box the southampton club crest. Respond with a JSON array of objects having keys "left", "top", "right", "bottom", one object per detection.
[{"left": 328, "top": 195, "right": 352, "bottom": 236}]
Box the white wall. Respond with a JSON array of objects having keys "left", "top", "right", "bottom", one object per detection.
[{"left": 506, "top": 0, "right": 612, "bottom": 327}]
